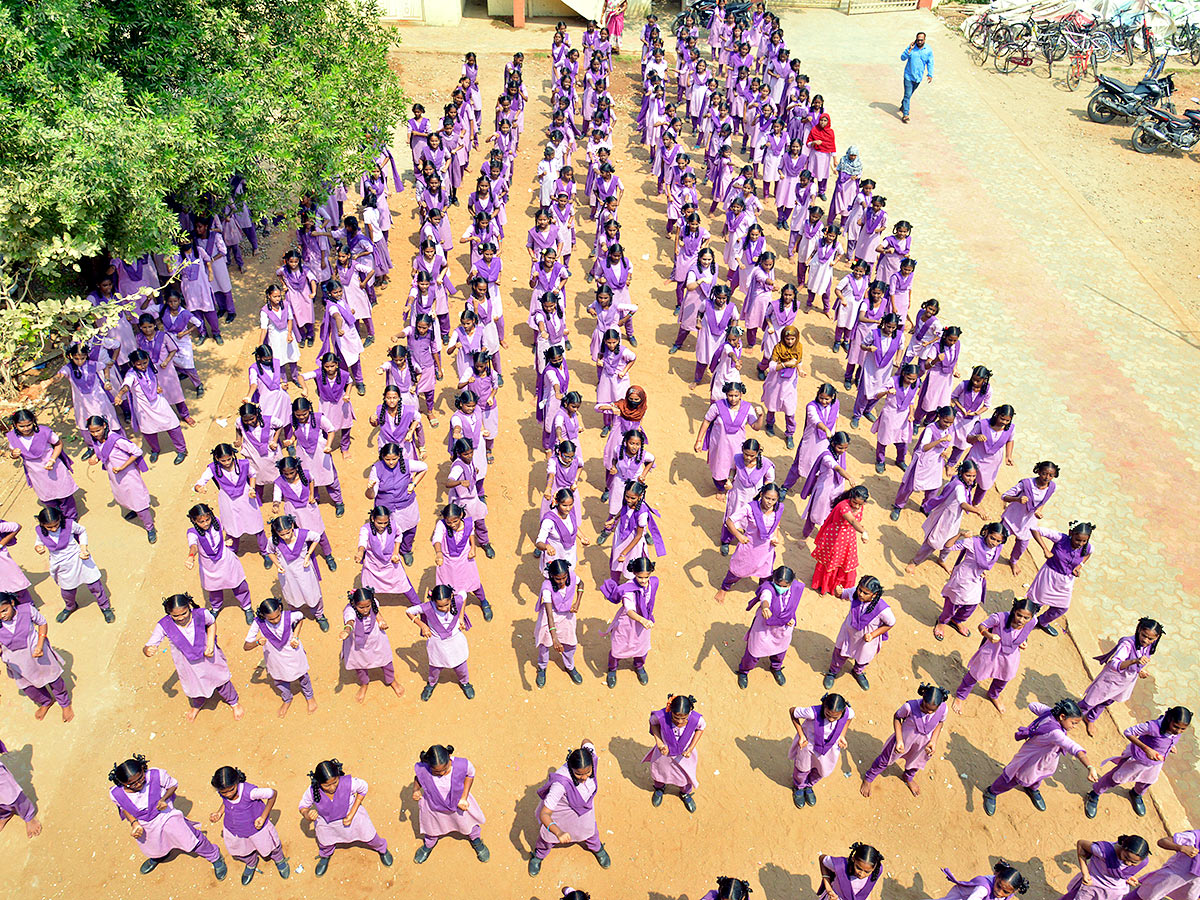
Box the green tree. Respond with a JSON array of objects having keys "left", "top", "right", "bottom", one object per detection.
[{"left": 0, "top": 0, "right": 406, "bottom": 392}]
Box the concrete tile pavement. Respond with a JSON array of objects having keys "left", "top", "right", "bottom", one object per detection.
[{"left": 780, "top": 8, "right": 1200, "bottom": 825}]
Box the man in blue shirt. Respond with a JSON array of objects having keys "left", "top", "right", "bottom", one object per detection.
[{"left": 900, "top": 32, "right": 934, "bottom": 123}]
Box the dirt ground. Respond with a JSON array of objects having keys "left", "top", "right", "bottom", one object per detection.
[{"left": 0, "top": 11, "right": 1188, "bottom": 900}]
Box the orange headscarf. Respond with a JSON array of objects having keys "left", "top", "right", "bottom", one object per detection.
[{"left": 614, "top": 385, "right": 648, "bottom": 421}]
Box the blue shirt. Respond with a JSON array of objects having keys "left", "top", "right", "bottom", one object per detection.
[{"left": 901, "top": 45, "right": 934, "bottom": 82}]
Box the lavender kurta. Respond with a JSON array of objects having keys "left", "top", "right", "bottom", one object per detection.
[
  {"left": 832, "top": 588, "right": 896, "bottom": 665},
  {"left": 874, "top": 699, "right": 947, "bottom": 777},
  {"left": 188, "top": 525, "right": 248, "bottom": 591},
  {"left": 0, "top": 605, "right": 65, "bottom": 689},
  {"left": 1131, "top": 831, "right": 1200, "bottom": 900},
  {"left": 246, "top": 611, "right": 310, "bottom": 681},
  {"left": 416, "top": 758, "right": 485, "bottom": 839},
  {"left": 642, "top": 711, "right": 706, "bottom": 792},
  {"left": 1082, "top": 635, "right": 1149, "bottom": 711},
  {"left": 941, "top": 537, "right": 1001, "bottom": 607},
  {"left": 998, "top": 702, "right": 1085, "bottom": 788},
  {"left": 111, "top": 769, "right": 207, "bottom": 860},
  {"left": 789, "top": 706, "right": 854, "bottom": 781},
  {"left": 966, "top": 611, "right": 1036, "bottom": 683},
  {"left": 145, "top": 610, "right": 233, "bottom": 700},
  {"left": 340, "top": 606, "right": 393, "bottom": 670},
  {"left": 727, "top": 504, "right": 782, "bottom": 579}
]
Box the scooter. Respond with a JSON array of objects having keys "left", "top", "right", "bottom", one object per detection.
[
  {"left": 1131, "top": 99, "right": 1200, "bottom": 154},
  {"left": 1087, "top": 72, "right": 1175, "bottom": 123}
]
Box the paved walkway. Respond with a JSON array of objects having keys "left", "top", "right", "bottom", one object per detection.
[{"left": 787, "top": 8, "right": 1200, "bottom": 823}]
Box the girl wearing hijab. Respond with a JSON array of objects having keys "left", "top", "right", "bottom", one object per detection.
[
  {"left": 828, "top": 147, "right": 862, "bottom": 228},
  {"left": 805, "top": 113, "right": 836, "bottom": 198}
]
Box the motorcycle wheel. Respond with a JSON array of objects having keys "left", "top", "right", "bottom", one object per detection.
[
  {"left": 993, "top": 44, "right": 1019, "bottom": 74},
  {"left": 1131, "top": 125, "right": 1163, "bottom": 154},
  {"left": 1087, "top": 93, "right": 1117, "bottom": 123}
]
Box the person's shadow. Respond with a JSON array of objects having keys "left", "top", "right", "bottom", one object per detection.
[
  {"left": 1, "top": 742, "right": 37, "bottom": 810},
  {"left": 509, "top": 771, "right": 551, "bottom": 857},
  {"left": 735, "top": 734, "right": 795, "bottom": 790},
  {"left": 943, "top": 730, "right": 1001, "bottom": 813},
  {"left": 607, "top": 735, "right": 652, "bottom": 790},
  {"left": 759, "top": 862, "right": 814, "bottom": 900},
  {"left": 869, "top": 101, "right": 904, "bottom": 120},
  {"left": 693, "top": 620, "right": 747, "bottom": 673}
]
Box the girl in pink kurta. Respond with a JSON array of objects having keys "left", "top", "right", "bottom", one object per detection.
[
  {"left": 1028, "top": 521, "right": 1095, "bottom": 636},
  {"left": 193, "top": 444, "right": 270, "bottom": 566},
  {"left": 736, "top": 566, "right": 802, "bottom": 687},
  {"left": 208, "top": 766, "right": 288, "bottom": 884},
  {"left": 782, "top": 384, "right": 840, "bottom": 493},
  {"left": 1127, "top": 832, "right": 1200, "bottom": 900},
  {"left": 300, "top": 759, "right": 392, "bottom": 876},
  {"left": 432, "top": 503, "right": 489, "bottom": 620},
  {"left": 643, "top": 694, "right": 705, "bottom": 811},
  {"left": 798, "top": 432, "right": 851, "bottom": 539},
  {"left": 529, "top": 741, "right": 609, "bottom": 875},
  {"left": 281, "top": 398, "right": 345, "bottom": 515},
  {"left": 927, "top": 864, "right": 1030, "bottom": 900},
  {"left": 5, "top": 411, "right": 79, "bottom": 519},
  {"left": 86, "top": 415, "right": 156, "bottom": 541},
  {"left": 245, "top": 596, "right": 315, "bottom": 715},
  {"left": 109, "top": 756, "right": 227, "bottom": 878},
  {"left": 1000, "top": 460, "right": 1059, "bottom": 574},
  {"left": 59, "top": 343, "right": 122, "bottom": 436},
  {"left": 934, "top": 522, "right": 1008, "bottom": 641},
  {"left": 1059, "top": 836, "right": 1151, "bottom": 900},
  {"left": 965, "top": 405, "right": 1016, "bottom": 504},
  {"left": 716, "top": 485, "right": 783, "bottom": 601},
  {"left": 721, "top": 439, "right": 775, "bottom": 552},
  {"left": 603, "top": 481, "right": 666, "bottom": 580},
  {"left": 1086, "top": 706, "right": 1191, "bottom": 817},
  {"left": 696, "top": 383, "right": 764, "bottom": 495},
  {"left": 235, "top": 403, "right": 281, "bottom": 500},
  {"left": 860, "top": 683, "right": 948, "bottom": 796},
  {"left": 953, "top": 598, "right": 1037, "bottom": 714},
  {"left": 412, "top": 744, "right": 489, "bottom": 863},
  {"left": 143, "top": 593, "right": 242, "bottom": 721},
  {"left": 825, "top": 575, "right": 895, "bottom": 691},
  {"left": 817, "top": 845, "right": 885, "bottom": 900},
  {"left": 115, "top": 350, "right": 189, "bottom": 463},
  {"left": 0, "top": 738, "right": 40, "bottom": 836},
  {"left": 693, "top": 286, "right": 738, "bottom": 386},
  {"left": 0, "top": 593, "right": 73, "bottom": 720},
  {"left": 789, "top": 693, "right": 853, "bottom": 807},
  {"left": 762, "top": 325, "right": 805, "bottom": 444},
  {"left": 266, "top": 515, "right": 326, "bottom": 623},
  {"left": 0, "top": 522, "right": 32, "bottom": 604},
  {"left": 408, "top": 584, "right": 473, "bottom": 701},
  {"left": 535, "top": 560, "right": 585, "bottom": 688},
  {"left": 870, "top": 363, "right": 921, "bottom": 472},
  {"left": 136, "top": 315, "right": 193, "bottom": 423},
  {"left": 890, "top": 406, "right": 955, "bottom": 519},
  {"left": 983, "top": 698, "right": 1099, "bottom": 816},
  {"left": 357, "top": 507, "right": 418, "bottom": 605},
  {"left": 271, "top": 457, "right": 334, "bottom": 566},
  {"left": 340, "top": 588, "right": 404, "bottom": 702},
  {"left": 603, "top": 556, "right": 657, "bottom": 686},
  {"left": 1079, "top": 618, "right": 1162, "bottom": 731},
  {"left": 603, "top": 428, "right": 654, "bottom": 517},
  {"left": 185, "top": 504, "right": 253, "bottom": 623},
  {"left": 907, "top": 462, "right": 984, "bottom": 572},
  {"left": 917, "top": 328, "right": 963, "bottom": 423}
]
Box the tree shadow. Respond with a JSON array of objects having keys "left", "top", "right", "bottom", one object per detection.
[
  {"left": 943, "top": 730, "right": 1001, "bottom": 813},
  {"left": 693, "top": 620, "right": 747, "bottom": 673},
  {"left": 735, "top": 734, "right": 794, "bottom": 790},
  {"left": 608, "top": 735, "right": 652, "bottom": 790},
  {"left": 759, "top": 862, "right": 814, "bottom": 900},
  {"left": 509, "top": 771, "right": 551, "bottom": 857}
]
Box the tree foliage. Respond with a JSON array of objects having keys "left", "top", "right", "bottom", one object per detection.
[{"left": 0, "top": 0, "right": 407, "bottom": 388}]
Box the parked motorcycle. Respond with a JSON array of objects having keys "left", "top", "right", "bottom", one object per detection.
[
  {"left": 1131, "top": 100, "right": 1200, "bottom": 154},
  {"left": 1087, "top": 73, "right": 1175, "bottom": 124}
]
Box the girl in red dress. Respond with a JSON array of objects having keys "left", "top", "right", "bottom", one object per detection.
[{"left": 810, "top": 486, "right": 869, "bottom": 595}]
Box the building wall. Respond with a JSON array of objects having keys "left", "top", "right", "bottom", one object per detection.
[{"left": 379, "top": 0, "right": 465, "bottom": 25}]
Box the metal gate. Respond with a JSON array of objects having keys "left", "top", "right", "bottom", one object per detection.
[{"left": 846, "top": 0, "right": 918, "bottom": 13}]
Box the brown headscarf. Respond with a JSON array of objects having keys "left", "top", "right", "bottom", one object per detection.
[
  {"left": 770, "top": 325, "right": 804, "bottom": 366},
  {"left": 614, "top": 385, "right": 648, "bottom": 421}
]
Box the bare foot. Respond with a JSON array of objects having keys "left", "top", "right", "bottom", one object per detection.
[
  {"left": 1008, "top": 558, "right": 1021, "bottom": 576},
  {"left": 951, "top": 698, "right": 965, "bottom": 715},
  {"left": 231, "top": 703, "right": 245, "bottom": 721},
  {"left": 388, "top": 680, "right": 406, "bottom": 698},
  {"left": 714, "top": 590, "right": 727, "bottom": 604},
  {"left": 0, "top": 815, "right": 8, "bottom": 832},
  {"left": 934, "top": 557, "right": 952, "bottom": 574},
  {"left": 952, "top": 622, "right": 971, "bottom": 637},
  {"left": 277, "top": 700, "right": 293, "bottom": 718},
  {"left": 34, "top": 705, "right": 50, "bottom": 721},
  {"left": 61, "top": 705, "right": 74, "bottom": 723},
  {"left": 932, "top": 624, "right": 945, "bottom": 641},
  {"left": 355, "top": 684, "right": 369, "bottom": 703},
  {"left": 306, "top": 697, "right": 319, "bottom": 714},
  {"left": 185, "top": 706, "right": 200, "bottom": 721},
  {"left": 859, "top": 779, "right": 873, "bottom": 798},
  {"left": 906, "top": 778, "right": 922, "bottom": 797},
  {"left": 26, "top": 818, "right": 42, "bottom": 837},
  {"left": 904, "top": 562, "right": 917, "bottom": 575},
  {"left": 989, "top": 696, "right": 1007, "bottom": 714},
  {"left": 1085, "top": 719, "right": 1095, "bottom": 738}
]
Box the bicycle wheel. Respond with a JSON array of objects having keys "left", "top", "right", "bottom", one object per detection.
[
  {"left": 993, "top": 43, "right": 1019, "bottom": 74},
  {"left": 968, "top": 21, "right": 989, "bottom": 48},
  {"left": 1066, "top": 57, "right": 1082, "bottom": 90},
  {"left": 1048, "top": 33, "right": 1068, "bottom": 62},
  {"left": 1191, "top": 38, "right": 1200, "bottom": 67},
  {"left": 973, "top": 35, "right": 992, "bottom": 65},
  {"left": 1010, "top": 21, "right": 1033, "bottom": 42},
  {"left": 1091, "top": 32, "right": 1114, "bottom": 63}
]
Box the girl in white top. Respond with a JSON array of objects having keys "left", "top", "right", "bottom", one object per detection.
[{"left": 33, "top": 507, "right": 114, "bottom": 623}]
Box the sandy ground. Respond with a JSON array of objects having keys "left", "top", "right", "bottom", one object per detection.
[{"left": 0, "top": 10, "right": 1191, "bottom": 900}]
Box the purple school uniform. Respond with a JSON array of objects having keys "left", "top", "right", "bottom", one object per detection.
[
  {"left": 605, "top": 576, "right": 657, "bottom": 661},
  {"left": 0, "top": 603, "right": 66, "bottom": 695},
  {"left": 534, "top": 744, "right": 601, "bottom": 858},
  {"left": 918, "top": 477, "right": 970, "bottom": 555},
  {"left": 871, "top": 376, "right": 919, "bottom": 447},
  {"left": 1058, "top": 840, "right": 1149, "bottom": 900},
  {"left": 821, "top": 854, "right": 883, "bottom": 900},
  {"left": 703, "top": 399, "right": 754, "bottom": 482},
  {"left": 965, "top": 610, "right": 1036, "bottom": 685},
  {"left": 203, "top": 460, "right": 264, "bottom": 540},
  {"left": 300, "top": 775, "right": 385, "bottom": 856},
  {"left": 188, "top": 521, "right": 249, "bottom": 592},
  {"left": 993, "top": 702, "right": 1084, "bottom": 790},
  {"left": 6, "top": 427, "right": 77, "bottom": 503},
  {"left": 432, "top": 518, "right": 482, "bottom": 594},
  {"left": 148, "top": 609, "right": 236, "bottom": 702},
  {"left": 111, "top": 768, "right": 219, "bottom": 862},
  {"left": 784, "top": 400, "right": 840, "bottom": 490},
  {"left": 60, "top": 358, "right": 121, "bottom": 432},
  {"left": 1129, "top": 831, "right": 1200, "bottom": 900},
  {"left": 964, "top": 420, "right": 1013, "bottom": 492},
  {"left": 414, "top": 757, "right": 485, "bottom": 845},
  {"left": 270, "top": 532, "right": 323, "bottom": 611},
  {"left": 831, "top": 589, "right": 895, "bottom": 667},
  {"left": 742, "top": 581, "right": 802, "bottom": 663},
  {"left": 799, "top": 449, "right": 846, "bottom": 538},
  {"left": 917, "top": 340, "right": 962, "bottom": 416},
  {"left": 219, "top": 782, "right": 283, "bottom": 865},
  {"left": 999, "top": 477, "right": 1055, "bottom": 542},
  {"left": 1026, "top": 527, "right": 1090, "bottom": 612},
  {"left": 642, "top": 707, "right": 704, "bottom": 793},
  {"left": 93, "top": 432, "right": 151, "bottom": 514},
  {"left": 358, "top": 523, "right": 415, "bottom": 597},
  {"left": 341, "top": 604, "right": 393, "bottom": 670},
  {"left": 726, "top": 502, "right": 782, "bottom": 580},
  {"left": 864, "top": 698, "right": 947, "bottom": 783},
  {"left": 1081, "top": 634, "right": 1150, "bottom": 719},
  {"left": 940, "top": 536, "right": 1001, "bottom": 623},
  {"left": 790, "top": 705, "right": 853, "bottom": 788},
  {"left": 1094, "top": 715, "right": 1182, "bottom": 795}
]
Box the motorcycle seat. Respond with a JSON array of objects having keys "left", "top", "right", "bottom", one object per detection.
[
  {"left": 1097, "top": 75, "right": 1138, "bottom": 92},
  {"left": 1185, "top": 110, "right": 1200, "bottom": 125},
  {"left": 1147, "top": 107, "right": 1194, "bottom": 126},
  {"left": 1098, "top": 75, "right": 1161, "bottom": 97}
]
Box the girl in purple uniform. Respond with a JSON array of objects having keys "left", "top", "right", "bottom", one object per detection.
[
  {"left": 411, "top": 743, "right": 489, "bottom": 863},
  {"left": 1085, "top": 706, "right": 1191, "bottom": 818},
  {"left": 824, "top": 575, "right": 894, "bottom": 692},
  {"left": 6, "top": 410, "right": 79, "bottom": 518},
  {"left": 0, "top": 738, "right": 41, "bottom": 836},
  {"left": 1060, "top": 835, "right": 1150, "bottom": 900},
  {"left": 341, "top": 587, "right": 405, "bottom": 703},
  {"left": 109, "top": 755, "right": 227, "bottom": 879},
  {"left": 817, "top": 844, "right": 885, "bottom": 900},
  {"left": 208, "top": 766, "right": 289, "bottom": 885},
  {"left": 0, "top": 592, "right": 74, "bottom": 721},
  {"left": 1000, "top": 460, "right": 1059, "bottom": 575},
  {"left": 185, "top": 503, "right": 254, "bottom": 623},
  {"left": 528, "top": 741, "right": 610, "bottom": 876},
  {"left": 934, "top": 522, "right": 1008, "bottom": 641},
  {"left": 982, "top": 698, "right": 1099, "bottom": 816},
  {"left": 928, "top": 863, "right": 1030, "bottom": 900},
  {"left": 789, "top": 692, "right": 852, "bottom": 807},
  {"left": 1127, "top": 832, "right": 1200, "bottom": 900},
  {"left": 953, "top": 597, "right": 1037, "bottom": 715},
  {"left": 643, "top": 693, "right": 705, "bottom": 812},
  {"left": 408, "top": 583, "right": 475, "bottom": 701},
  {"left": 300, "top": 759, "right": 392, "bottom": 877},
  {"left": 1028, "top": 521, "right": 1094, "bottom": 637},
  {"left": 193, "top": 444, "right": 271, "bottom": 569},
  {"left": 860, "top": 683, "right": 948, "bottom": 797},
  {"left": 143, "top": 592, "right": 243, "bottom": 722},
  {"left": 244, "top": 596, "right": 316, "bottom": 717},
  {"left": 1079, "top": 617, "right": 1162, "bottom": 734}
]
